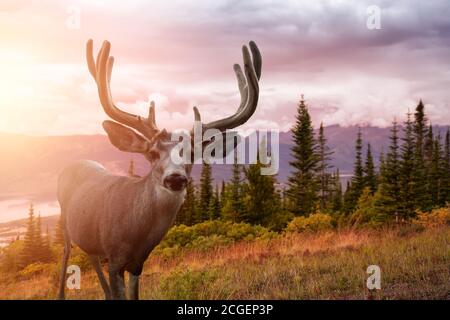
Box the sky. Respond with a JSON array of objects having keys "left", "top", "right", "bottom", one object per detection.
[{"left": 0, "top": 0, "right": 449, "bottom": 136}]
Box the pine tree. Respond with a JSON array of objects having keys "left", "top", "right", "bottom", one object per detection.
[
  {"left": 414, "top": 100, "right": 427, "bottom": 152},
  {"left": 424, "top": 124, "right": 434, "bottom": 166},
  {"left": 375, "top": 120, "right": 401, "bottom": 217},
  {"left": 330, "top": 169, "right": 343, "bottom": 213},
  {"left": 281, "top": 187, "right": 289, "bottom": 211},
  {"left": 424, "top": 124, "right": 436, "bottom": 207},
  {"left": 221, "top": 157, "right": 245, "bottom": 222},
  {"left": 344, "top": 128, "right": 364, "bottom": 213},
  {"left": 243, "top": 160, "right": 280, "bottom": 226},
  {"left": 364, "top": 143, "right": 377, "bottom": 193},
  {"left": 214, "top": 184, "right": 221, "bottom": 217},
  {"left": 349, "top": 187, "right": 377, "bottom": 227},
  {"left": 343, "top": 181, "right": 353, "bottom": 213},
  {"left": 440, "top": 129, "right": 450, "bottom": 206},
  {"left": 175, "top": 178, "right": 197, "bottom": 225},
  {"left": 198, "top": 162, "right": 213, "bottom": 222},
  {"left": 207, "top": 185, "right": 221, "bottom": 220},
  {"left": 377, "top": 149, "right": 385, "bottom": 185},
  {"left": 41, "top": 226, "right": 53, "bottom": 262},
  {"left": 53, "top": 214, "right": 66, "bottom": 247},
  {"left": 399, "top": 112, "right": 416, "bottom": 218},
  {"left": 429, "top": 136, "right": 443, "bottom": 206},
  {"left": 352, "top": 128, "right": 364, "bottom": 194},
  {"left": 287, "top": 96, "right": 318, "bottom": 216},
  {"left": 34, "top": 214, "right": 45, "bottom": 262},
  {"left": 317, "top": 122, "right": 334, "bottom": 209},
  {"left": 412, "top": 100, "right": 432, "bottom": 211},
  {"left": 20, "top": 204, "right": 37, "bottom": 268},
  {"left": 220, "top": 181, "right": 226, "bottom": 210}
]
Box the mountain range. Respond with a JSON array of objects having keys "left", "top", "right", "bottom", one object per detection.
[{"left": 0, "top": 124, "right": 448, "bottom": 225}]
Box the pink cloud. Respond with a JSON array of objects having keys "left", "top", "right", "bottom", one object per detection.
[{"left": 0, "top": 0, "right": 449, "bottom": 136}]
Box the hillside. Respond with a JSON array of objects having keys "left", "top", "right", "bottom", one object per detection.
[{"left": 0, "top": 226, "right": 448, "bottom": 299}]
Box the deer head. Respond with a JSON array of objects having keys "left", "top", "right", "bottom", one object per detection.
[{"left": 86, "top": 39, "right": 261, "bottom": 192}]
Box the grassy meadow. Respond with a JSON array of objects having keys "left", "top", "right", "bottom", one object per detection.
[{"left": 0, "top": 225, "right": 448, "bottom": 300}]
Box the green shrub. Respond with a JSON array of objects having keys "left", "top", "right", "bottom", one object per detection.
[
  {"left": 68, "top": 247, "right": 91, "bottom": 271},
  {"left": 267, "top": 210, "right": 295, "bottom": 232},
  {"left": 286, "top": 213, "right": 334, "bottom": 233},
  {"left": 18, "top": 263, "right": 56, "bottom": 279},
  {"left": 0, "top": 240, "right": 24, "bottom": 273},
  {"left": 154, "top": 220, "right": 277, "bottom": 255},
  {"left": 189, "top": 235, "right": 233, "bottom": 251}
]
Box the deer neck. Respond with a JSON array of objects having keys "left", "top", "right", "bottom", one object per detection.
[{"left": 134, "top": 169, "right": 185, "bottom": 231}]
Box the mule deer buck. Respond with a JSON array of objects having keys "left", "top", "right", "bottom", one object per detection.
[{"left": 57, "top": 39, "right": 262, "bottom": 299}]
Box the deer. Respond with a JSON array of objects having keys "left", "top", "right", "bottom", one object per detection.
[{"left": 57, "top": 39, "right": 262, "bottom": 300}]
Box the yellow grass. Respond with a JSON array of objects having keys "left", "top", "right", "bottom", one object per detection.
[{"left": 0, "top": 226, "right": 449, "bottom": 300}]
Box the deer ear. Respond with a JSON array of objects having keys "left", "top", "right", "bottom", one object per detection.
[{"left": 102, "top": 120, "right": 149, "bottom": 153}]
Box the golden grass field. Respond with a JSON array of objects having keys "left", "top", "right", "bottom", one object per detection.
[{"left": 0, "top": 226, "right": 449, "bottom": 300}]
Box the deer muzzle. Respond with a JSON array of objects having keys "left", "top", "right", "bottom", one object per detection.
[{"left": 163, "top": 173, "right": 188, "bottom": 192}]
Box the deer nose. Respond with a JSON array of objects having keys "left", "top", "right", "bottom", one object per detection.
[{"left": 163, "top": 173, "right": 188, "bottom": 191}]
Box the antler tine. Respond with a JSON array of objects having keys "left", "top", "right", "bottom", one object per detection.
[
  {"left": 86, "top": 39, "right": 159, "bottom": 140},
  {"left": 193, "top": 106, "right": 201, "bottom": 122},
  {"left": 249, "top": 41, "right": 262, "bottom": 80},
  {"left": 148, "top": 101, "right": 158, "bottom": 131},
  {"left": 235, "top": 42, "right": 261, "bottom": 115},
  {"left": 200, "top": 41, "right": 261, "bottom": 132},
  {"left": 86, "top": 39, "right": 96, "bottom": 79}
]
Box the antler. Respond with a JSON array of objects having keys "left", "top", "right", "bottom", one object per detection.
[
  {"left": 86, "top": 39, "right": 159, "bottom": 140},
  {"left": 194, "top": 41, "right": 262, "bottom": 132}
]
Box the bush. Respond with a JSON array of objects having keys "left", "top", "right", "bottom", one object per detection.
[
  {"left": 18, "top": 263, "right": 56, "bottom": 279},
  {"left": 286, "top": 213, "right": 334, "bottom": 233},
  {"left": 0, "top": 240, "right": 24, "bottom": 273},
  {"left": 189, "top": 235, "right": 233, "bottom": 251},
  {"left": 69, "top": 247, "right": 92, "bottom": 271},
  {"left": 154, "top": 220, "right": 277, "bottom": 255},
  {"left": 267, "top": 210, "right": 295, "bottom": 232},
  {"left": 414, "top": 206, "right": 450, "bottom": 229},
  {"left": 348, "top": 187, "right": 390, "bottom": 228}
]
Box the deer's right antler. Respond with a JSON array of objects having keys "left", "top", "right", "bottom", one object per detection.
[
  {"left": 86, "top": 40, "right": 159, "bottom": 141},
  {"left": 193, "top": 41, "right": 262, "bottom": 133}
]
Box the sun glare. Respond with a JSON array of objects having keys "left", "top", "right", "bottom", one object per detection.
[{"left": 0, "top": 49, "right": 35, "bottom": 122}]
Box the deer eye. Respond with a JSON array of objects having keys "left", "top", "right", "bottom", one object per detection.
[{"left": 148, "top": 150, "right": 160, "bottom": 161}]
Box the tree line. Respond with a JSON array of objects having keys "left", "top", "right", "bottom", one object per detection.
[
  {"left": 172, "top": 97, "right": 450, "bottom": 229},
  {"left": 342, "top": 100, "right": 450, "bottom": 224},
  {"left": 174, "top": 157, "right": 287, "bottom": 230}
]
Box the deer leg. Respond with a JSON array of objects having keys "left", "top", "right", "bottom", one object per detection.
[
  {"left": 108, "top": 261, "right": 126, "bottom": 300},
  {"left": 128, "top": 273, "right": 140, "bottom": 300},
  {"left": 58, "top": 230, "right": 71, "bottom": 300},
  {"left": 89, "top": 255, "right": 112, "bottom": 300}
]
